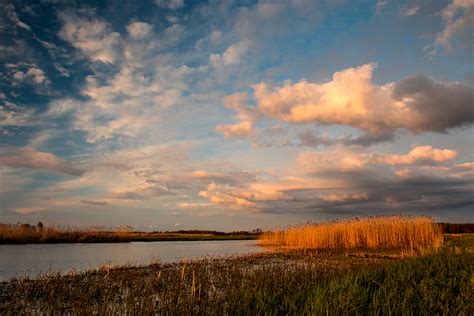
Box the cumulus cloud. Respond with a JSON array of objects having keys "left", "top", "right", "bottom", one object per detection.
[
  {"left": 0, "top": 147, "right": 85, "bottom": 176},
  {"left": 126, "top": 21, "right": 152, "bottom": 39},
  {"left": 58, "top": 11, "right": 121, "bottom": 64},
  {"left": 221, "top": 63, "right": 474, "bottom": 137},
  {"left": 392, "top": 74, "right": 474, "bottom": 132}
]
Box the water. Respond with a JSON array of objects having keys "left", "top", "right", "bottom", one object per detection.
[{"left": 0, "top": 240, "right": 261, "bottom": 281}]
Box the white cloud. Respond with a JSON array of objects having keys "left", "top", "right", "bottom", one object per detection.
[
  {"left": 58, "top": 11, "right": 121, "bottom": 64},
  {"left": 126, "top": 21, "right": 152, "bottom": 39},
  {"left": 210, "top": 41, "right": 250, "bottom": 66}
]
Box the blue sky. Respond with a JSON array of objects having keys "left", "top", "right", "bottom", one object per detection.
[{"left": 0, "top": 0, "right": 473, "bottom": 231}]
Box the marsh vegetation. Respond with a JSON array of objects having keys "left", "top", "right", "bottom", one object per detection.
[
  {"left": 258, "top": 216, "right": 444, "bottom": 252},
  {"left": 0, "top": 223, "right": 258, "bottom": 244},
  {"left": 1, "top": 217, "right": 472, "bottom": 314}
]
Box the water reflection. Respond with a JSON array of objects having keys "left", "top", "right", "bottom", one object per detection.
[{"left": 0, "top": 240, "right": 260, "bottom": 281}]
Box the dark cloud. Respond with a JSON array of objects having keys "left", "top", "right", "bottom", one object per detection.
[
  {"left": 298, "top": 130, "right": 395, "bottom": 148},
  {"left": 80, "top": 200, "right": 109, "bottom": 206},
  {"left": 393, "top": 74, "right": 474, "bottom": 133}
]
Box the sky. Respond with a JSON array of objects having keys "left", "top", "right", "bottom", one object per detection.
[{"left": 0, "top": 0, "right": 473, "bottom": 231}]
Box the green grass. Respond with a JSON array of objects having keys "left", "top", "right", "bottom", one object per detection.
[{"left": 1, "top": 235, "right": 472, "bottom": 314}]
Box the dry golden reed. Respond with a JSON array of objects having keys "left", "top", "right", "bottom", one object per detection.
[
  {"left": 0, "top": 223, "right": 129, "bottom": 244},
  {"left": 258, "top": 216, "right": 444, "bottom": 251}
]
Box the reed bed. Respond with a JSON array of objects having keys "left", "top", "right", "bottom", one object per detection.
[
  {"left": 0, "top": 223, "right": 258, "bottom": 244},
  {"left": 0, "top": 223, "right": 130, "bottom": 244},
  {"left": 258, "top": 216, "right": 444, "bottom": 251},
  {"left": 1, "top": 235, "right": 472, "bottom": 314}
]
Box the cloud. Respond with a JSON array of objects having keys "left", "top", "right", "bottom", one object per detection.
[
  {"left": 80, "top": 200, "right": 109, "bottom": 206},
  {"left": 58, "top": 11, "right": 121, "bottom": 64},
  {"left": 297, "top": 130, "right": 334, "bottom": 147},
  {"left": 3, "top": 3, "right": 31, "bottom": 31},
  {"left": 375, "top": 0, "right": 389, "bottom": 14},
  {"left": 176, "top": 202, "right": 212, "bottom": 209},
  {"left": 297, "top": 130, "right": 395, "bottom": 148},
  {"left": 222, "top": 63, "right": 473, "bottom": 136},
  {"left": 392, "top": 74, "right": 474, "bottom": 132},
  {"left": 155, "top": 0, "right": 184, "bottom": 10},
  {"left": 298, "top": 146, "right": 458, "bottom": 175},
  {"left": 12, "top": 66, "right": 50, "bottom": 86},
  {"left": 0, "top": 147, "right": 85, "bottom": 176},
  {"left": 45, "top": 63, "right": 206, "bottom": 143},
  {"left": 126, "top": 21, "right": 152, "bottom": 39},
  {"left": 216, "top": 92, "right": 261, "bottom": 139},
  {"left": 319, "top": 192, "right": 368, "bottom": 202},
  {"left": 210, "top": 40, "right": 250, "bottom": 66},
  {"left": 372, "top": 146, "right": 457, "bottom": 165},
  {"left": 435, "top": 0, "right": 474, "bottom": 52},
  {"left": 197, "top": 146, "right": 471, "bottom": 213},
  {"left": 0, "top": 101, "right": 35, "bottom": 126}
]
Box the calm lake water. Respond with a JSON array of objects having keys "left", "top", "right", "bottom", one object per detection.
[{"left": 0, "top": 240, "right": 261, "bottom": 281}]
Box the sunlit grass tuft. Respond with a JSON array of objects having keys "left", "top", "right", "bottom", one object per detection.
[{"left": 258, "top": 216, "right": 444, "bottom": 252}]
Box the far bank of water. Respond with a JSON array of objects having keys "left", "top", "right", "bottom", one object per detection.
[{"left": 0, "top": 240, "right": 260, "bottom": 281}]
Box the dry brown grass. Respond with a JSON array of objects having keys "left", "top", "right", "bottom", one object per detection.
[
  {"left": 0, "top": 223, "right": 130, "bottom": 244},
  {"left": 258, "top": 216, "right": 444, "bottom": 251}
]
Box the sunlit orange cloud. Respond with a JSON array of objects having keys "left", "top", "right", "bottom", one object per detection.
[
  {"left": 198, "top": 145, "right": 463, "bottom": 210},
  {"left": 219, "top": 63, "right": 473, "bottom": 139},
  {"left": 297, "top": 146, "right": 458, "bottom": 174},
  {"left": 216, "top": 92, "right": 260, "bottom": 139},
  {"left": 372, "top": 146, "right": 457, "bottom": 165}
]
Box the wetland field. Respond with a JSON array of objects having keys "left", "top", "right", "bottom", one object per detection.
[{"left": 1, "top": 217, "right": 473, "bottom": 314}]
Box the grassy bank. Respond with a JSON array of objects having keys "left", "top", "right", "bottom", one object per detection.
[
  {"left": 0, "top": 223, "right": 258, "bottom": 244},
  {"left": 1, "top": 234, "right": 472, "bottom": 314}
]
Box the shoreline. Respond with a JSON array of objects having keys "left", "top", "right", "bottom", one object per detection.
[{"left": 0, "top": 234, "right": 258, "bottom": 245}]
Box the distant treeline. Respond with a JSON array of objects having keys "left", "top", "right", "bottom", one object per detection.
[
  {"left": 0, "top": 223, "right": 261, "bottom": 244},
  {"left": 437, "top": 223, "right": 474, "bottom": 234},
  {"left": 154, "top": 229, "right": 263, "bottom": 236}
]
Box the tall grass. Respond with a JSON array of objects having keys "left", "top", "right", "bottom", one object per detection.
[
  {"left": 0, "top": 223, "right": 130, "bottom": 244},
  {"left": 258, "top": 216, "right": 443, "bottom": 251},
  {"left": 0, "top": 223, "right": 259, "bottom": 244}
]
